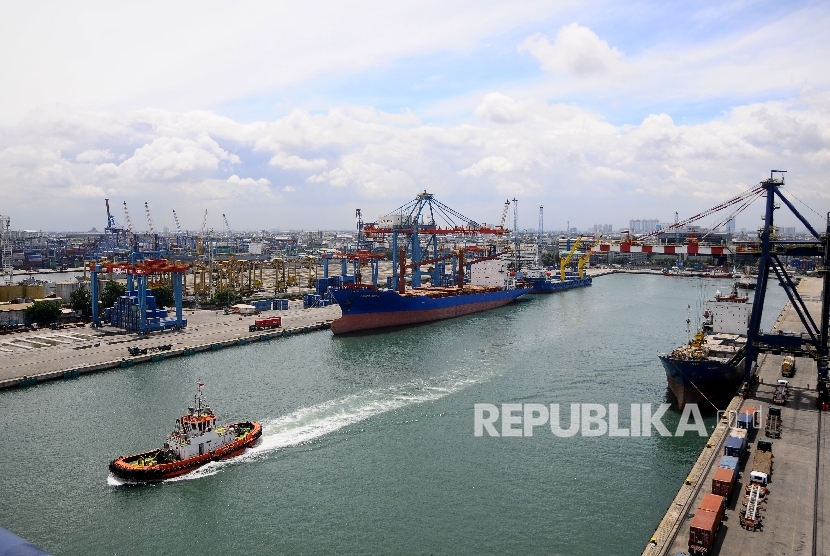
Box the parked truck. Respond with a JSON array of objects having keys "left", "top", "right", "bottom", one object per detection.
[
  {"left": 249, "top": 316, "right": 282, "bottom": 332},
  {"left": 765, "top": 407, "right": 782, "bottom": 438},
  {"left": 781, "top": 355, "right": 796, "bottom": 377},
  {"left": 689, "top": 493, "right": 725, "bottom": 554},
  {"left": 749, "top": 440, "right": 773, "bottom": 487}
]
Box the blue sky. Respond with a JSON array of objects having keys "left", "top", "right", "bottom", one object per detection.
[{"left": 1, "top": 0, "right": 828, "bottom": 232}]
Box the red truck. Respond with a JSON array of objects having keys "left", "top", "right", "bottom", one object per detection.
[
  {"left": 249, "top": 317, "right": 282, "bottom": 332},
  {"left": 689, "top": 493, "right": 725, "bottom": 554}
]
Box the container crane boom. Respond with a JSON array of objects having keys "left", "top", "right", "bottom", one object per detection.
[
  {"left": 498, "top": 199, "right": 510, "bottom": 228},
  {"left": 122, "top": 201, "right": 135, "bottom": 234},
  {"left": 144, "top": 202, "right": 156, "bottom": 235},
  {"left": 641, "top": 184, "right": 764, "bottom": 240},
  {"left": 172, "top": 210, "right": 183, "bottom": 234}
]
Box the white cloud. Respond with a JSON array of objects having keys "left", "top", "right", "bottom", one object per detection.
[
  {"left": 76, "top": 149, "right": 115, "bottom": 163},
  {"left": 1, "top": 93, "right": 829, "bottom": 231},
  {"left": 227, "top": 174, "right": 271, "bottom": 190},
  {"left": 458, "top": 156, "right": 514, "bottom": 177},
  {"left": 116, "top": 135, "right": 239, "bottom": 181},
  {"left": 0, "top": 1, "right": 567, "bottom": 124},
  {"left": 269, "top": 153, "right": 328, "bottom": 171},
  {"left": 474, "top": 93, "right": 527, "bottom": 124},
  {"left": 520, "top": 24, "right": 628, "bottom": 77}
]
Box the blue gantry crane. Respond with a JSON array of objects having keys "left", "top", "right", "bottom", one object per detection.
[
  {"left": 743, "top": 171, "right": 829, "bottom": 404},
  {"left": 362, "top": 191, "right": 512, "bottom": 290}
]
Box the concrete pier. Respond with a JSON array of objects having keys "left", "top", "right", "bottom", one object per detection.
[
  {"left": 0, "top": 303, "right": 342, "bottom": 389},
  {"left": 643, "top": 277, "right": 827, "bottom": 555}
]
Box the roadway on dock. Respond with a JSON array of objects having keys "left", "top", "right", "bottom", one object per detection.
[
  {"left": 0, "top": 303, "right": 342, "bottom": 387},
  {"left": 647, "top": 277, "right": 827, "bottom": 556}
]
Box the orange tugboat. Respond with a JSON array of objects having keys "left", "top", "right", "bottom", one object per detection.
[{"left": 109, "top": 383, "right": 261, "bottom": 482}]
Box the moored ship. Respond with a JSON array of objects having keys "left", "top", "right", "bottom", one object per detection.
[
  {"left": 517, "top": 268, "right": 592, "bottom": 293},
  {"left": 330, "top": 258, "right": 529, "bottom": 334},
  {"left": 658, "top": 286, "right": 751, "bottom": 408},
  {"left": 109, "top": 383, "right": 261, "bottom": 482}
]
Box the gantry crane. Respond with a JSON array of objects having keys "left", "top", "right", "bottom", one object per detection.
[{"left": 362, "top": 191, "right": 511, "bottom": 290}]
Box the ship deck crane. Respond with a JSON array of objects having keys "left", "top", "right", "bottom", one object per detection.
[
  {"left": 578, "top": 235, "right": 602, "bottom": 279},
  {"left": 560, "top": 235, "right": 583, "bottom": 282}
]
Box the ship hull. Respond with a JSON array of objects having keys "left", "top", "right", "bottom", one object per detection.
[
  {"left": 109, "top": 421, "right": 261, "bottom": 482},
  {"left": 659, "top": 355, "right": 745, "bottom": 409},
  {"left": 522, "top": 277, "right": 592, "bottom": 293},
  {"left": 330, "top": 287, "right": 528, "bottom": 334}
]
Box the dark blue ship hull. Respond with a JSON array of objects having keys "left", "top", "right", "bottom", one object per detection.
[
  {"left": 330, "top": 287, "right": 528, "bottom": 334},
  {"left": 658, "top": 351, "right": 745, "bottom": 409},
  {"left": 520, "top": 276, "right": 592, "bottom": 293}
]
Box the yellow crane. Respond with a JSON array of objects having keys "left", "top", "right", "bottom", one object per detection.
[
  {"left": 559, "top": 235, "right": 583, "bottom": 282},
  {"left": 578, "top": 235, "right": 603, "bottom": 279}
]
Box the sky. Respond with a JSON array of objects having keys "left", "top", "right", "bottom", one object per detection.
[{"left": 1, "top": 0, "right": 829, "bottom": 233}]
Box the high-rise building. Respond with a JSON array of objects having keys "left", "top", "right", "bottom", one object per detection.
[
  {"left": 725, "top": 218, "right": 736, "bottom": 233},
  {"left": 628, "top": 219, "right": 660, "bottom": 234}
]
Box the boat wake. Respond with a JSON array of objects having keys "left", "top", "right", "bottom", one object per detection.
[{"left": 108, "top": 370, "right": 491, "bottom": 485}]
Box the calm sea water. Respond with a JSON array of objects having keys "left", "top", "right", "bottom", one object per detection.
[{"left": 0, "top": 274, "right": 787, "bottom": 555}]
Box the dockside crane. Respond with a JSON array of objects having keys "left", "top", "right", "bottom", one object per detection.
[
  {"left": 498, "top": 199, "right": 510, "bottom": 251},
  {"left": 172, "top": 209, "right": 184, "bottom": 248},
  {"left": 144, "top": 202, "right": 159, "bottom": 252},
  {"left": 122, "top": 201, "right": 139, "bottom": 255},
  {"left": 197, "top": 209, "right": 208, "bottom": 256}
]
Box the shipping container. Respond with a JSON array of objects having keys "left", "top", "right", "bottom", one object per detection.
[
  {"left": 737, "top": 413, "right": 754, "bottom": 430},
  {"left": 689, "top": 508, "right": 721, "bottom": 554},
  {"left": 730, "top": 428, "right": 747, "bottom": 440},
  {"left": 718, "top": 455, "right": 739, "bottom": 472},
  {"left": 724, "top": 436, "right": 745, "bottom": 458},
  {"left": 699, "top": 493, "right": 725, "bottom": 521},
  {"left": 712, "top": 467, "right": 737, "bottom": 498}
]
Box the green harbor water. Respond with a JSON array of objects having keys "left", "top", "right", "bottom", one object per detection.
[{"left": 0, "top": 274, "right": 787, "bottom": 555}]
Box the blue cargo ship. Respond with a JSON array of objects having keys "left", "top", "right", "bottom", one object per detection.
[{"left": 330, "top": 285, "right": 528, "bottom": 334}]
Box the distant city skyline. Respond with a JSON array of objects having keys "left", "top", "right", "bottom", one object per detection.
[{"left": 1, "top": 1, "right": 828, "bottom": 233}]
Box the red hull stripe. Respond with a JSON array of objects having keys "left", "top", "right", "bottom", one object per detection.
[
  {"left": 111, "top": 421, "right": 262, "bottom": 481},
  {"left": 591, "top": 245, "right": 732, "bottom": 255},
  {"left": 331, "top": 297, "right": 517, "bottom": 334}
]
